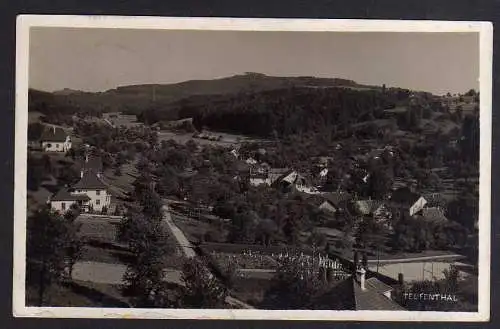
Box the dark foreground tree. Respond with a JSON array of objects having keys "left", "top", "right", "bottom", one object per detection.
[
  {"left": 122, "top": 212, "right": 172, "bottom": 307},
  {"left": 26, "top": 206, "right": 83, "bottom": 306},
  {"left": 180, "top": 258, "right": 228, "bottom": 308},
  {"left": 262, "top": 254, "right": 324, "bottom": 309}
]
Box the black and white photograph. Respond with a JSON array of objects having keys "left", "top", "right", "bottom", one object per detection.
[{"left": 13, "top": 16, "right": 492, "bottom": 321}]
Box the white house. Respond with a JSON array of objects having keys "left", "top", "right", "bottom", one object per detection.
[
  {"left": 50, "top": 188, "right": 91, "bottom": 213},
  {"left": 40, "top": 126, "right": 72, "bottom": 152},
  {"left": 50, "top": 171, "right": 111, "bottom": 213},
  {"left": 71, "top": 172, "right": 111, "bottom": 212},
  {"left": 280, "top": 170, "right": 320, "bottom": 194}
]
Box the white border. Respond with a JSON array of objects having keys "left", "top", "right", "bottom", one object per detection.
[{"left": 13, "top": 15, "right": 493, "bottom": 321}]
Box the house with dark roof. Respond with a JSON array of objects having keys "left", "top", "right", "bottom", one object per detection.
[
  {"left": 313, "top": 192, "right": 352, "bottom": 214},
  {"left": 40, "top": 126, "right": 72, "bottom": 152},
  {"left": 313, "top": 267, "right": 405, "bottom": 310},
  {"left": 50, "top": 171, "right": 111, "bottom": 213},
  {"left": 389, "top": 187, "right": 427, "bottom": 216},
  {"left": 49, "top": 188, "right": 91, "bottom": 213},
  {"left": 277, "top": 170, "right": 320, "bottom": 194}
]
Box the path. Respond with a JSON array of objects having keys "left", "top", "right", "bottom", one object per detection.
[
  {"left": 365, "top": 253, "right": 465, "bottom": 265},
  {"left": 162, "top": 205, "right": 196, "bottom": 258},
  {"left": 161, "top": 204, "right": 254, "bottom": 309}
]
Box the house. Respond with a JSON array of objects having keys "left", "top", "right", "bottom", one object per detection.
[
  {"left": 389, "top": 187, "right": 427, "bottom": 216},
  {"left": 40, "top": 126, "right": 72, "bottom": 152},
  {"left": 50, "top": 188, "right": 91, "bottom": 213},
  {"left": 317, "top": 192, "right": 352, "bottom": 214},
  {"left": 50, "top": 170, "right": 111, "bottom": 213},
  {"left": 313, "top": 266, "right": 404, "bottom": 310},
  {"left": 71, "top": 172, "right": 111, "bottom": 212},
  {"left": 276, "top": 170, "right": 320, "bottom": 194},
  {"left": 248, "top": 166, "right": 287, "bottom": 187}
]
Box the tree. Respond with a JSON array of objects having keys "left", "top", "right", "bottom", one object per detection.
[
  {"left": 263, "top": 253, "right": 324, "bottom": 309},
  {"left": 122, "top": 212, "right": 172, "bottom": 307},
  {"left": 26, "top": 206, "right": 83, "bottom": 306},
  {"left": 180, "top": 258, "right": 228, "bottom": 308},
  {"left": 28, "top": 122, "right": 45, "bottom": 141}
]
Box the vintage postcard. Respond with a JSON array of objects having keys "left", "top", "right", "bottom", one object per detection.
[{"left": 13, "top": 15, "right": 492, "bottom": 321}]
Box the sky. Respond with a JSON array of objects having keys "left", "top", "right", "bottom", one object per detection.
[{"left": 29, "top": 28, "right": 479, "bottom": 95}]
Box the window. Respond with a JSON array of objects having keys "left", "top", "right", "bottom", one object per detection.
[
  {"left": 56, "top": 143, "right": 60, "bottom": 149},
  {"left": 96, "top": 200, "right": 100, "bottom": 205},
  {"left": 96, "top": 190, "right": 101, "bottom": 196},
  {"left": 61, "top": 202, "right": 66, "bottom": 210}
]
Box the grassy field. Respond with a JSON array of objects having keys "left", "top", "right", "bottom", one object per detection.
[
  {"left": 157, "top": 129, "right": 269, "bottom": 148},
  {"left": 171, "top": 213, "right": 226, "bottom": 243},
  {"left": 26, "top": 280, "right": 130, "bottom": 307}
]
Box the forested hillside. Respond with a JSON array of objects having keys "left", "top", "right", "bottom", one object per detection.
[{"left": 28, "top": 73, "right": 372, "bottom": 122}]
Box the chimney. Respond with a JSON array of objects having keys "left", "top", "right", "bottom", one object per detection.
[
  {"left": 398, "top": 273, "right": 404, "bottom": 285},
  {"left": 356, "top": 267, "right": 366, "bottom": 291}
]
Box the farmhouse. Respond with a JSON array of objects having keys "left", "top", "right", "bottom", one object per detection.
[
  {"left": 389, "top": 187, "right": 427, "bottom": 216},
  {"left": 50, "top": 170, "right": 111, "bottom": 213},
  {"left": 50, "top": 188, "right": 91, "bottom": 213},
  {"left": 71, "top": 172, "right": 111, "bottom": 212},
  {"left": 314, "top": 192, "right": 352, "bottom": 214},
  {"left": 40, "top": 126, "right": 72, "bottom": 152},
  {"left": 278, "top": 170, "right": 320, "bottom": 194}
]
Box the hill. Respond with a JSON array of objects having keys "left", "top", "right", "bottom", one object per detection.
[{"left": 28, "top": 73, "right": 376, "bottom": 118}]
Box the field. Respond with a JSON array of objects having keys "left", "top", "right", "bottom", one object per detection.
[
  {"left": 25, "top": 280, "right": 130, "bottom": 307},
  {"left": 171, "top": 213, "right": 227, "bottom": 243},
  {"left": 157, "top": 129, "right": 269, "bottom": 148},
  {"left": 210, "top": 252, "right": 278, "bottom": 270}
]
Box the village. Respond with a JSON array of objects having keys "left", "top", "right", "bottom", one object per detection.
[{"left": 25, "top": 87, "right": 480, "bottom": 311}]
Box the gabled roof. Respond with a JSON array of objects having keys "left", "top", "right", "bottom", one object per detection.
[
  {"left": 83, "top": 156, "right": 103, "bottom": 173},
  {"left": 51, "top": 189, "right": 91, "bottom": 202},
  {"left": 365, "top": 277, "right": 393, "bottom": 294},
  {"left": 40, "top": 126, "right": 69, "bottom": 142},
  {"left": 352, "top": 279, "right": 404, "bottom": 310},
  {"left": 73, "top": 172, "right": 108, "bottom": 190},
  {"left": 313, "top": 275, "right": 404, "bottom": 311},
  {"left": 390, "top": 187, "right": 422, "bottom": 206}
]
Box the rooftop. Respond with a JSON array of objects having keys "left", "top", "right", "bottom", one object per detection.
[
  {"left": 82, "top": 155, "right": 103, "bottom": 173},
  {"left": 40, "top": 126, "right": 69, "bottom": 142},
  {"left": 313, "top": 275, "right": 404, "bottom": 311},
  {"left": 51, "top": 189, "right": 91, "bottom": 202},
  {"left": 73, "top": 172, "right": 108, "bottom": 190}
]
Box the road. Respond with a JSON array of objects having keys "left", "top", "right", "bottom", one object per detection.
[
  {"left": 162, "top": 205, "right": 196, "bottom": 258},
  {"left": 161, "top": 204, "right": 254, "bottom": 309}
]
